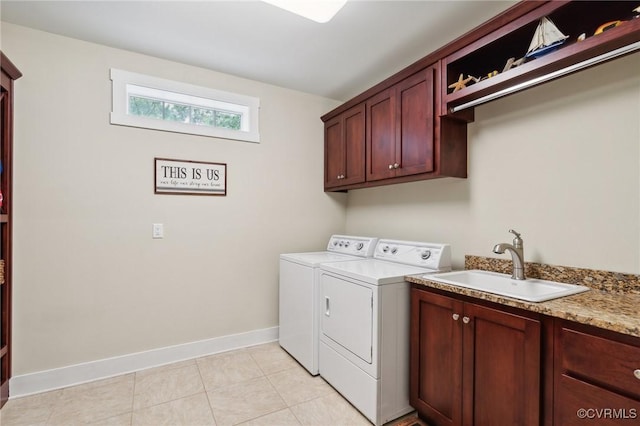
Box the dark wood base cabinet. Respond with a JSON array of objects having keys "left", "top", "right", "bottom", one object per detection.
[
  {"left": 410, "top": 287, "right": 640, "bottom": 426},
  {"left": 410, "top": 287, "right": 541, "bottom": 426},
  {"left": 554, "top": 321, "right": 640, "bottom": 425}
]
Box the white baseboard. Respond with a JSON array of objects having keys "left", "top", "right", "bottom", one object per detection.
[{"left": 10, "top": 326, "right": 279, "bottom": 398}]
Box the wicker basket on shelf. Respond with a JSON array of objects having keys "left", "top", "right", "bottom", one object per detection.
[{"left": 0, "top": 259, "right": 5, "bottom": 284}]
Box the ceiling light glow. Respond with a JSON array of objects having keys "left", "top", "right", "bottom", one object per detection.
[{"left": 263, "top": 0, "right": 347, "bottom": 23}]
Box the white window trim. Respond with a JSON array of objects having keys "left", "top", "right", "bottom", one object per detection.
[{"left": 110, "top": 68, "right": 260, "bottom": 143}]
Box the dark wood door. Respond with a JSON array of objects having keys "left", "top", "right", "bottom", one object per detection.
[
  {"left": 366, "top": 88, "right": 396, "bottom": 181},
  {"left": 324, "top": 104, "right": 365, "bottom": 189},
  {"left": 396, "top": 66, "right": 436, "bottom": 177},
  {"left": 410, "top": 288, "right": 463, "bottom": 426},
  {"left": 0, "top": 52, "right": 20, "bottom": 408},
  {"left": 341, "top": 104, "right": 365, "bottom": 186},
  {"left": 462, "top": 303, "right": 541, "bottom": 426},
  {"left": 324, "top": 115, "right": 344, "bottom": 188}
]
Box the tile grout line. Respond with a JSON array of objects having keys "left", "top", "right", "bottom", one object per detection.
[
  {"left": 129, "top": 370, "right": 139, "bottom": 426},
  {"left": 132, "top": 369, "right": 206, "bottom": 414},
  {"left": 194, "top": 355, "right": 219, "bottom": 426}
]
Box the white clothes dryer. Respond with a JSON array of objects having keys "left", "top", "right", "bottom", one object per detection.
[
  {"left": 279, "top": 235, "right": 378, "bottom": 375},
  {"left": 318, "top": 239, "right": 451, "bottom": 425}
]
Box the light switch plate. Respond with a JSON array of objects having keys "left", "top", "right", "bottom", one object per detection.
[{"left": 152, "top": 223, "right": 164, "bottom": 239}]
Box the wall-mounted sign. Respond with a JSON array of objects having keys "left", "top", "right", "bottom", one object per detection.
[{"left": 155, "top": 158, "right": 226, "bottom": 196}]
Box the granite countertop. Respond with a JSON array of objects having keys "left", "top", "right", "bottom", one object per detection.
[{"left": 406, "top": 256, "right": 640, "bottom": 338}]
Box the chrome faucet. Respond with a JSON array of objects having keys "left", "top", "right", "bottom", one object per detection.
[{"left": 493, "top": 229, "right": 526, "bottom": 280}]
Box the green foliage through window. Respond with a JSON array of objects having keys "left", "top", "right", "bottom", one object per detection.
[{"left": 129, "top": 95, "right": 242, "bottom": 130}]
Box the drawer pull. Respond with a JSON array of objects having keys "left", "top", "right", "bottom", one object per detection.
[
  {"left": 452, "top": 313, "right": 460, "bottom": 321},
  {"left": 634, "top": 369, "right": 640, "bottom": 380}
]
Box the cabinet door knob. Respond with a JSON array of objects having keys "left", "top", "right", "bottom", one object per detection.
[
  {"left": 462, "top": 316, "right": 470, "bottom": 324},
  {"left": 634, "top": 369, "right": 640, "bottom": 380},
  {"left": 393, "top": 163, "right": 400, "bottom": 169},
  {"left": 452, "top": 313, "right": 460, "bottom": 321},
  {"left": 388, "top": 164, "right": 393, "bottom": 169}
]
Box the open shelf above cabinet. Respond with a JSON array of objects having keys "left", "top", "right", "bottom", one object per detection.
[{"left": 442, "top": 1, "right": 640, "bottom": 117}]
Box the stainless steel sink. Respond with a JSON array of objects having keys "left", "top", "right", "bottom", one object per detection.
[{"left": 425, "top": 269, "right": 589, "bottom": 302}]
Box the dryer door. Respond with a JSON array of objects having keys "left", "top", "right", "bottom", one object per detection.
[{"left": 320, "top": 273, "right": 373, "bottom": 363}]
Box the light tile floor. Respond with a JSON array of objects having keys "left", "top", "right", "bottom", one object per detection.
[{"left": 0, "top": 343, "right": 417, "bottom": 426}]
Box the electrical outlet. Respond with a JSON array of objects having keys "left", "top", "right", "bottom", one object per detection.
[{"left": 152, "top": 223, "right": 164, "bottom": 239}]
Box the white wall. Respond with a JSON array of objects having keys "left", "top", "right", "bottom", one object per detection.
[
  {"left": 346, "top": 53, "right": 640, "bottom": 274},
  {"left": 1, "top": 23, "right": 346, "bottom": 375}
]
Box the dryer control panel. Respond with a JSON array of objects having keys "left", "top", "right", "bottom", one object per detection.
[
  {"left": 326, "top": 235, "right": 378, "bottom": 258},
  {"left": 374, "top": 239, "right": 451, "bottom": 271}
]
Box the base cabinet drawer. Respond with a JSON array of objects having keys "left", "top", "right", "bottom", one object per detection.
[
  {"left": 554, "top": 321, "right": 640, "bottom": 425},
  {"left": 560, "top": 327, "right": 640, "bottom": 398},
  {"left": 554, "top": 375, "right": 640, "bottom": 425}
]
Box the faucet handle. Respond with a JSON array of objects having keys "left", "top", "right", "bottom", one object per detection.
[{"left": 509, "top": 229, "right": 523, "bottom": 247}]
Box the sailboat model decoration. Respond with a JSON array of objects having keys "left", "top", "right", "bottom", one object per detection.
[{"left": 525, "top": 17, "right": 569, "bottom": 59}]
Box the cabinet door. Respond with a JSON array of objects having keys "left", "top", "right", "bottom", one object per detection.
[
  {"left": 341, "top": 104, "right": 365, "bottom": 186},
  {"left": 396, "top": 66, "right": 436, "bottom": 177},
  {"left": 366, "top": 88, "right": 396, "bottom": 181},
  {"left": 462, "top": 303, "right": 541, "bottom": 426},
  {"left": 410, "top": 289, "right": 463, "bottom": 426},
  {"left": 324, "top": 104, "right": 365, "bottom": 189},
  {"left": 324, "top": 115, "right": 344, "bottom": 188}
]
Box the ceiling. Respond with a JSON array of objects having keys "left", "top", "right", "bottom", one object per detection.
[{"left": 0, "top": 0, "right": 517, "bottom": 101}]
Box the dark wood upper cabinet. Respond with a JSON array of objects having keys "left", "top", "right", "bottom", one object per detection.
[
  {"left": 322, "top": 1, "right": 639, "bottom": 191},
  {"left": 324, "top": 103, "right": 365, "bottom": 190},
  {"left": 366, "top": 68, "right": 436, "bottom": 182},
  {"left": 326, "top": 64, "right": 467, "bottom": 192},
  {"left": 396, "top": 70, "right": 436, "bottom": 178},
  {"left": 366, "top": 87, "right": 395, "bottom": 182}
]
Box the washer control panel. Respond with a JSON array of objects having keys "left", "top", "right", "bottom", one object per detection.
[
  {"left": 326, "top": 235, "right": 378, "bottom": 257},
  {"left": 374, "top": 239, "right": 451, "bottom": 271}
]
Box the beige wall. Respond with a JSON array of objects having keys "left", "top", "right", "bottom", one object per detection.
[
  {"left": 346, "top": 53, "right": 640, "bottom": 274},
  {"left": 2, "top": 23, "right": 346, "bottom": 375},
  {"left": 3, "top": 20, "right": 639, "bottom": 378}
]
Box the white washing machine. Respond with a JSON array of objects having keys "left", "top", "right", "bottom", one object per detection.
[
  {"left": 279, "top": 235, "right": 378, "bottom": 375},
  {"left": 318, "top": 239, "right": 451, "bottom": 425}
]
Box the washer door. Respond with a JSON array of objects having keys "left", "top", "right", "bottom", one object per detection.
[{"left": 321, "top": 273, "right": 373, "bottom": 363}]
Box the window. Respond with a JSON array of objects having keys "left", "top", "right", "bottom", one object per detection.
[{"left": 110, "top": 69, "right": 260, "bottom": 143}]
